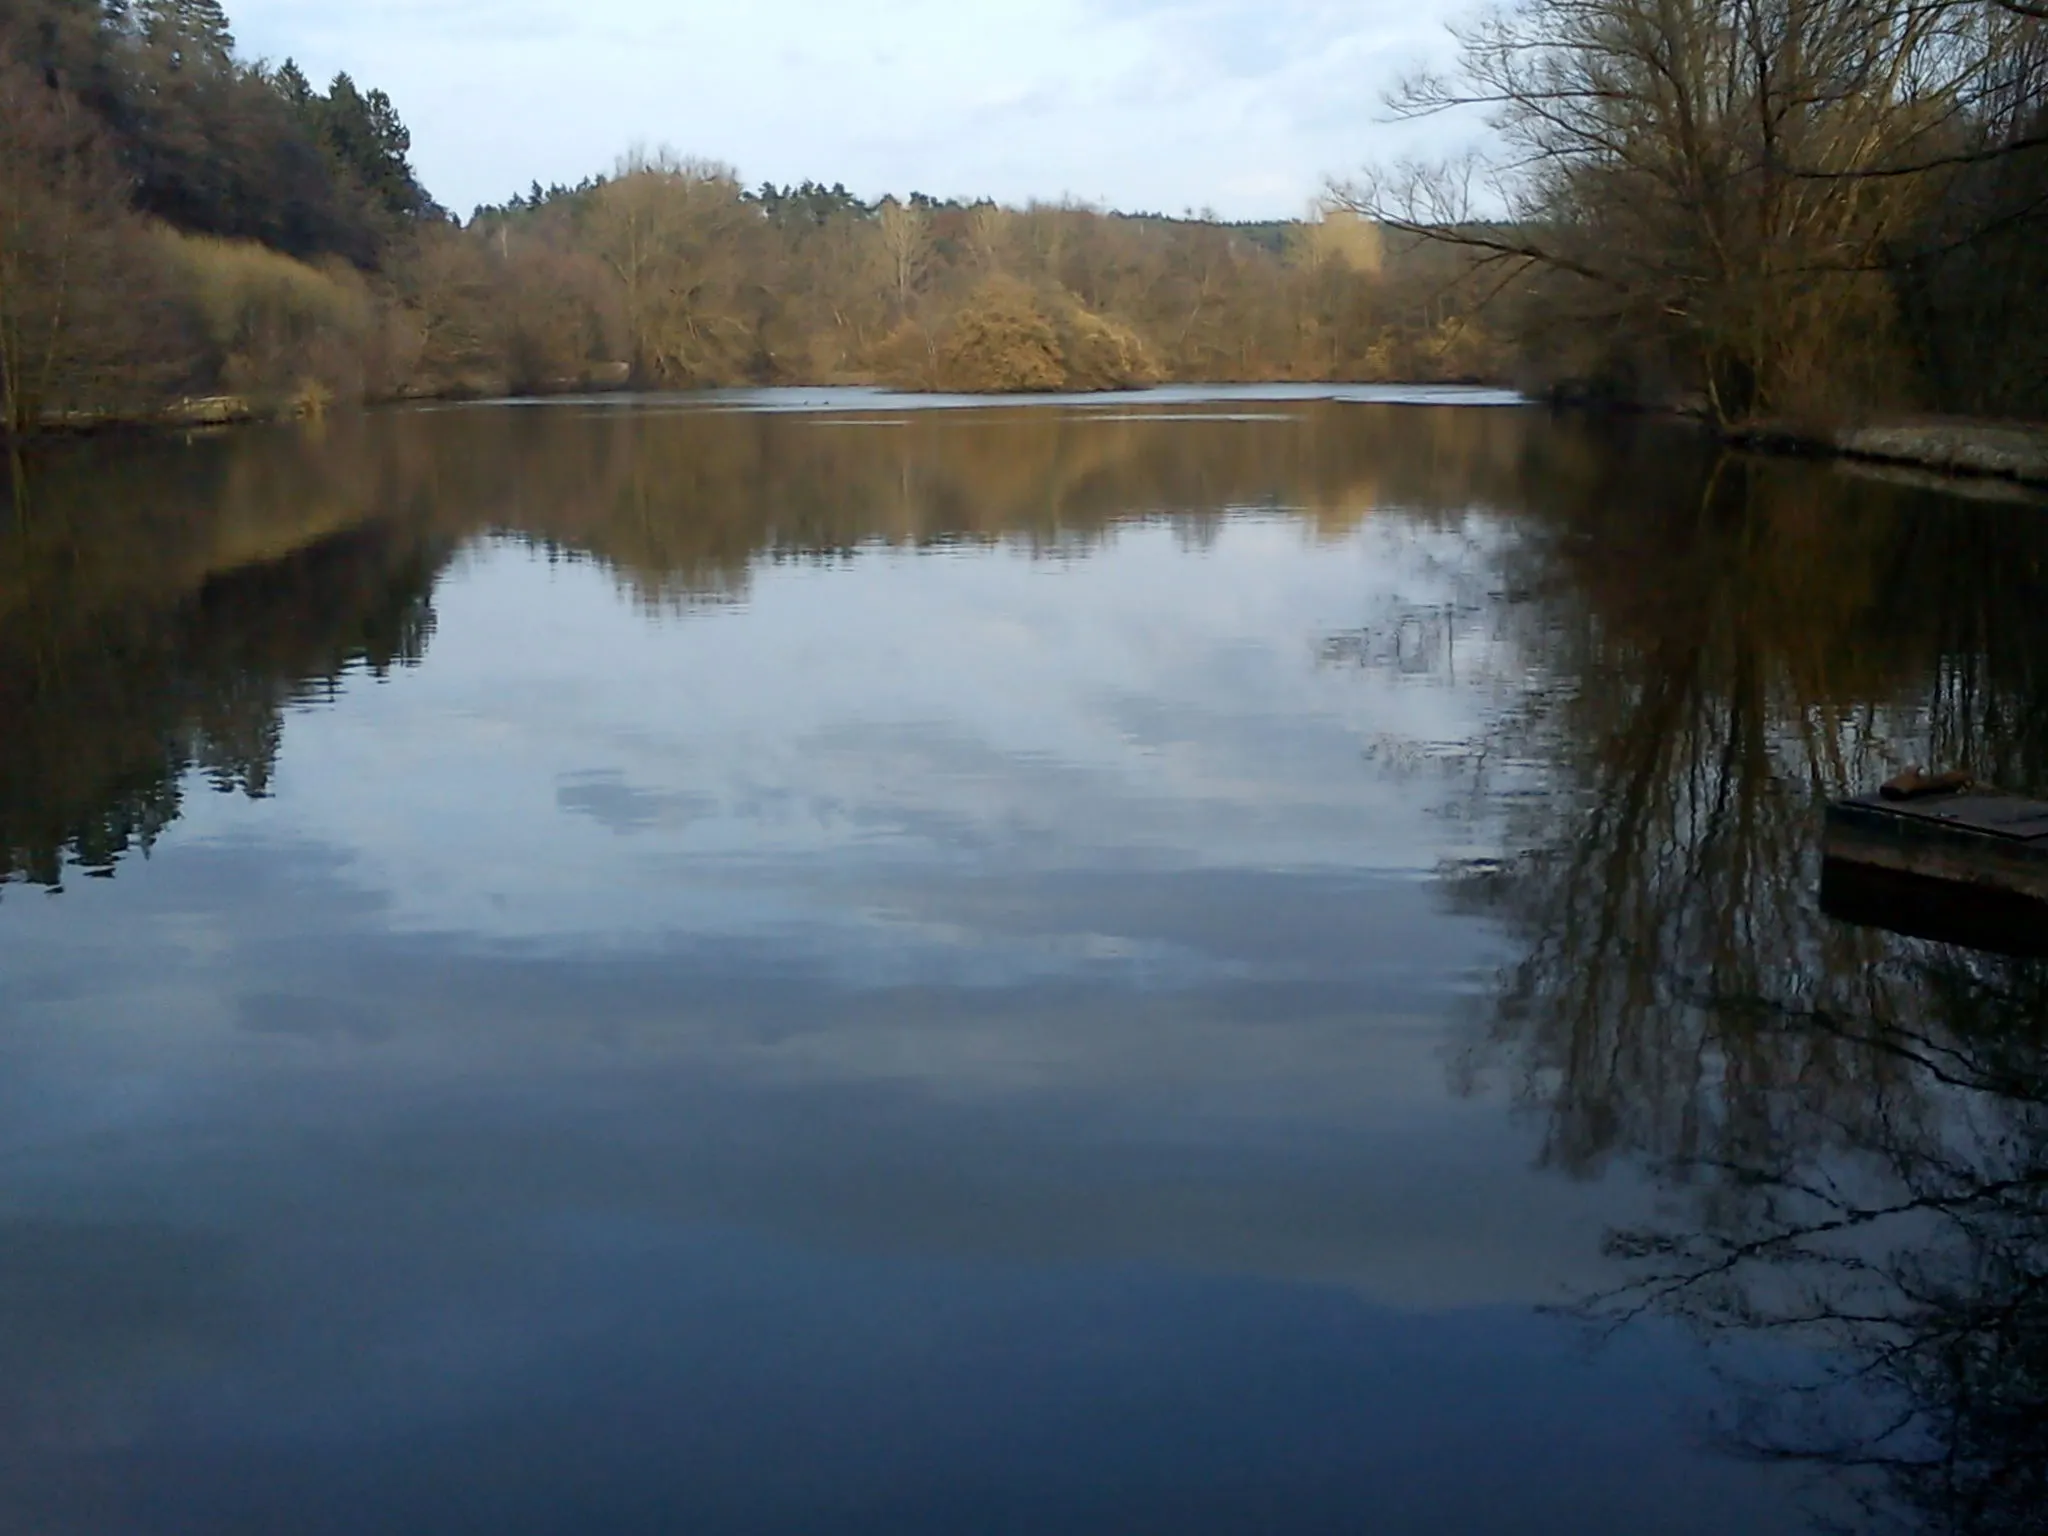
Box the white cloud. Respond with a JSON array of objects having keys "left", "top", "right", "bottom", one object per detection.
[{"left": 228, "top": 0, "right": 1466, "bottom": 215}]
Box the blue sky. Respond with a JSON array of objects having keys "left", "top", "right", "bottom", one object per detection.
[{"left": 228, "top": 0, "right": 1463, "bottom": 217}]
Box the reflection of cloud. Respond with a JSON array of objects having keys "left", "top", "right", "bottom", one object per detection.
[
  {"left": 252, "top": 518, "right": 1497, "bottom": 952},
  {"left": 0, "top": 464, "right": 1546, "bottom": 1325},
  {"left": 7, "top": 834, "right": 1608, "bottom": 1316},
  {"left": 0, "top": 406, "right": 1811, "bottom": 1529},
  {"left": 0, "top": 837, "right": 1802, "bottom": 1534},
  {"left": 555, "top": 770, "right": 713, "bottom": 836}
]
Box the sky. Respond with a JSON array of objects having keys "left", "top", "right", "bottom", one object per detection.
[{"left": 226, "top": 0, "right": 1466, "bottom": 218}]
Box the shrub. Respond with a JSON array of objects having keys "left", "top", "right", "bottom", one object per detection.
[
  {"left": 160, "top": 231, "right": 377, "bottom": 411},
  {"left": 871, "top": 318, "right": 940, "bottom": 390},
  {"left": 934, "top": 278, "right": 1066, "bottom": 392},
  {"left": 1058, "top": 304, "right": 1161, "bottom": 390}
]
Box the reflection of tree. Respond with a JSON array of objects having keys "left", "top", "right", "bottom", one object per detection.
[
  {"left": 2, "top": 398, "right": 1551, "bottom": 887},
  {"left": 1413, "top": 436, "right": 2048, "bottom": 1532},
  {"left": 1435, "top": 444, "right": 2048, "bottom": 1175},
  {"left": 0, "top": 513, "right": 445, "bottom": 889},
  {"left": 455, "top": 397, "right": 1537, "bottom": 606},
  {"left": 1590, "top": 960, "right": 2048, "bottom": 1536}
]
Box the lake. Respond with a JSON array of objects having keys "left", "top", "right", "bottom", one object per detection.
[{"left": 3, "top": 387, "right": 2043, "bottom": 1535}]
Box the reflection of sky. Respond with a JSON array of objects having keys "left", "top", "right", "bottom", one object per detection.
[
  {"left": 0, "top": 481, "right": 1813, "bottom": 1533},
  {"left": 203, "top": 517, "right": 1505, "bottom": 953}
]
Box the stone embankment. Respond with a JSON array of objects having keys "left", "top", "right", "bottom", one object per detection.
[{"left": 1729, "top": 419, "right": 2048, "bottom": 488}]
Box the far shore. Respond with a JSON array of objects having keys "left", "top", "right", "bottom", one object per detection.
[
  {"left": 16, "top": 386, "right": 2048, "bottom": 500},
  {"left": 12, "top": 376, "right": 1518, "bottom": 443}
]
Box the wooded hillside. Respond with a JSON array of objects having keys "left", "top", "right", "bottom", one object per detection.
[
  {"left": 5, "top": 0, "right": 2047, "bottom": 430},
  {"left": 0, "top": 0, "right": 1510, "bottom": 430}
]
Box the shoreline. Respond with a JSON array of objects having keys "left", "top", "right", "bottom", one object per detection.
[
  {"left": 1724, "top": 418, "right": 2048, "bottom": 490},
  {"left": 1542, "top": 389, "right": 2048, "bottom": 493},
  {"left": 6, "top": 376, "right": 1514, "bottom": 444},
  {"left": 18, "top": 390, "right": 2048, "bottom": 499}
]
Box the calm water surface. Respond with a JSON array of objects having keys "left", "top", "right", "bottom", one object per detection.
[{"left": 3, "top": 388, "right": 2044, "bottom": 1535}]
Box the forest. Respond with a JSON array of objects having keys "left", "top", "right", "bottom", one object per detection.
[{"left": 2, "top": 0, "right": 2046, "bottom": 431}]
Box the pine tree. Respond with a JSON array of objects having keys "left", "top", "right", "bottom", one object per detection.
[
  {"left": 365, "top": 87, "right": 421, "bottom": 214},
  {"left": 135, "top": 0, "right": 234, "bottom": 72},
  {"left": 272, "top": 57, "right": 313, "bottom": 109},
  {"left": 314, "top": 71, "right": 427, "bottom": 223}
]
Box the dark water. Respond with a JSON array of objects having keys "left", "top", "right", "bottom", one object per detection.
[{"left": 2, "top": 386, "right": 2044, "bottom": 1535}]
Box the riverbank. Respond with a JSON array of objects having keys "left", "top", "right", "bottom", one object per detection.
[
  {"left": 29, "top": 393, "right": 2048, "bottom": 505},
  {"left": 12, "top": 373, "right": 1507, "bottom": 442},
  {"left": 11, "top": 370, "right": 638, "bottom": 439},
  {"left": 1726, "top": 418, "right": 2048, "bottom": 489}
]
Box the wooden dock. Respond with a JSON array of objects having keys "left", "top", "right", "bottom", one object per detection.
[{"left": 1822, "top": 789, "right": 2048, "bottom": 955}]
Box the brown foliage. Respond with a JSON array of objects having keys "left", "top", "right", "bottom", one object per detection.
[
  {"left": 1057, "top": 303, "right": 1162, "bottom": 390},
  {"left": 1344, "top": 0, "right": 2048, "bottom": 421},
  {"left": 931, "top": 278, "right": 1066, "bottom": 392},
  {"left": 589, "top": 153, "right": 758, "bottom": 387},
  {"left": 428, "top": 179, "right": 1517, "bottom": 403},
  {"left": 0, "top": 58, "right": 188, "bottom": 431},
  {"left": 882, "top": 277, "right": 1165, "bottom": 393},
  {"left": 161, "top": 233, "right": 381, "bottom": 411},
  {"left": 2, "top": 94, "right": 1523, "bottom": 431}
]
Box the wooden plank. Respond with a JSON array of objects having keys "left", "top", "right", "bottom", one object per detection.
[
  {"left": 1821, "top": 857, "right": 2048, "bottom": 956},
  {"left": 1839, "top": 791, "right": 2048, "bottom": 840},
  {"left": 1823, "top": 788, "right": 2048, "bottom": 953}
]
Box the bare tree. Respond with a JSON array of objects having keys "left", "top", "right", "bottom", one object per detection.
[
  {"left": 590, "top": 150, "right": 755, "bottom": 387},
  {"left": 965, "top": 203, "right": 1010, "bottom": 273},
  {"left": 875, "top": 197, "right": 932, "bottom": 319},
  {"left": 1336, "top": 0, "right": 2048, "bottom": 419},
  {"left": 0, "top": 60, "right": 179, "bottom": 432}
]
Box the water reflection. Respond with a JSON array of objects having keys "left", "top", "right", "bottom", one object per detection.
[
  {"left": 5, "top": 394, "right": 2046, "bottom": 1533},
  {"left": 1402, "top": 446, "right": 2048, "bottom": 1532},
  {"left": 0, "top": 514, "right": 441, "bottom": 889},
  {"left": 1, "top": 398, "right": 1534, "bottom": 891},
  {"left": 1586, "top": 956, "right": 2048, "bottom": 1535}
]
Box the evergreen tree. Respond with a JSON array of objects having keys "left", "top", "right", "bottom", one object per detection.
[
  {"left": 271, "top": 57, "right": 312, "bottom": 109},
  {"left": 312, "top": 71, "right": 427, "bottom": 222},
  {"left": 135, "top": 0, "right": 234, "bottom": 73}
]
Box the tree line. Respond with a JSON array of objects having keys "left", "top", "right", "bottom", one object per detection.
[
  {"left": 0, "top": 0, "right": 1508, "bottom": 434},
  {"left": 420, "top": 150, "right": 1489, "bottom": 398},
  {"left": 6, "top": 0, "right": 2046, "bottom": 432},
  {"left": 0, "top": 0, "right": 435, "bottom": 430}
]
